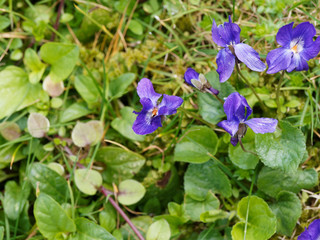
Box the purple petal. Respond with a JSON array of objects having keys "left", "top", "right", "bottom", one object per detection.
[
  {"left": 216, "top": 48, "right": 235, "bottom": 82},
  {"left": 303, "top": 219, "right": 320, "bottom": 240},
  {"left": 184, "top": 68, "right": 199, "bottom": 86},
  {"left": 266, "top": 47, "right": 293, "bottom": 74},
  {"left": 217, "top": 119, "right": 239, "bottom": 137},
  {"left": 287, "top": 53, "right": 309, "bottom": 72},
  {"left": 132, "top": 113, "right": 162, "bottom": 135},
  {"left": 223, "top": 92, "right": 251, "bottom": 122},
  {"left": 230, "top": 136, "right": 239, "bottom": 146},
  {"left": 234, "top": 43, "right": 266, "bottom": 72},
  {"left": 244, "top": 118, "right": 278, "bottom": 134},
  {"left": 292, "top": 22, "right": 316, "bottom": 48},
  {"left": 136, "top": 78, "right": 161, "bottom": 105},
  {"left": 158, "top": 94, "right": 183, "bottom": 115},
  {"left": 300, "top": 36, "right": 320, "bottom": 60},
  {"left": 276, "top": 22, "right": 293, "bottom": 47},
  {"left": 209, "top": 87, "right": 219, "bottom": 95},
  {"left": 212, "top": 17, "right": 240, "bottom": 47}
]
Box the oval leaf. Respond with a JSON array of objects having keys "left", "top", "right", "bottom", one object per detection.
[
  {"left": 118, "top": 179, "right": 146, "bottom": 205},
  {"left": 174, "top": 126, "right": 218, "bottom": 163},
  {"left": 34, "top": 193, "right": 76, "bottom": 239},
  {"left": 27, "top": 112, "right": 50, "bottom": 138},
  {"left": 71, "top": 120, "right": 103, "bottom": 147},
  {"left": 146, "top": 219, "right": 171, "bottom": 240},
  {"left": 0, "top": 122, "right": 21, "bottom": 141},
  {"left": 231, "top": 196, "right": 276, "bottom": 240},
  {"left": 43, "top": 75, "right": 64, "bottom": 97},
  {"left": 74, "top": 169, "right": 102, "bottom": 195}
]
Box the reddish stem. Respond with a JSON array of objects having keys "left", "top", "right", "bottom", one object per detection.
[{"left": 51, "top": 0, "right": 65, "bottom": 41}]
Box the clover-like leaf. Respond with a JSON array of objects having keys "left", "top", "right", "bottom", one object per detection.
[
  {"left": 146, "top": 219, "right": 171, "bottom": 240},
  {"left": 27, "top": 112, "right": 50, "bottom": 138},
  {"left": 231, "top": 196, "right": 276, "bottom": 240}
]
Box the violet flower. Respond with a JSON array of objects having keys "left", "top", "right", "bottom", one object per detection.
[
  {"left": 267, "top": 22, "right": 320, "bottom": 74},
  {"left": 217, "top": 92, "right": 278, "bottom": 146},
  {"left": 212, "top": 16, "right": 266, "bottom": 82},
  {"left": 184, "top": 68, "right": 219, "bottom": 95},
  {"left": 132, "top": 78, "right": 183, "bottom": 135},
  {"left": 298, "top": 219, "right": 320, "bottom": 240}
]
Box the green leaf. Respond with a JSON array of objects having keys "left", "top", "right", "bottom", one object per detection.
[
  {"left": 257, "top": 166, "right": 318, "bottom": 197},
  {"left": 174, "top": 126, "right": 218, "bottom": 163},
  {"left": 3, "top": 181, "right": 29, "bottom": 220},
  {"left": 118, "top": 179, "right": 146, "bottom": 205},
  {"left": 184, "top": 161, "right": 232, "bottom": 200},
  {"left": 0, "top": 226, "right": 4, "bottom": 240},
  {"left": 200, "top": 209, "right": 229, "bottom": 223},
  {"left": 128, "top": 20, "right": 143, "bottom": 35},
  {"left": 111, "top": 107, "right": 145, "bottom": 141},
  {"left": 34, "top": 193, "right": 76, "bottom": 239},
  {"left": 229, "top": 128, "right": 259, "bottom": 169},
  {"left": 231, "top": 196, "right": 276, "bottom": 240},
  {"left": 60, "top": 102, "right": 91, "bottom": 123},
  {"left": 43, "top": 76, "right": 64, "bottom": 97},
  {"left": 270, "top": 191, "right": 301, "bottom": 236},
  {"left": 0, "top": 16, "right": 10, "bottom": 31},
  {"left": 99, "top": 203, "right": 117, "bottom": 232},
  {"left": 71, "top": 120, "right": 103, "bottom": 147},
  {"left": 120, "top": 216, "right": 152, "bottom": 239},
  {"left": 72, "top": 218, "right": 116, "bottom": 240},
  {"left": 146, "top": 219, "right": 171, "bottom": 240},
  {"left": 24, "top": 48, "right": 46, "bottom": 84},
  {"left": 29, "top": 163, "right": 69, "bottom": 204},
  {"left": 74, "top": 75, "right": 100, "bottom": 104},
  {"left": 0, "top": 66, "right": 46, "bottom": 119},
  {"left": 27, "top": 113, "right": 50, "bottom": 138},
  {"left": 255, "top": 120, "right": 305, "bottom": 172},
  {"left": 198, "top": 227, "right": 223, "bottom": 240},
  {"left": 74, "top": 169, "right": 102, "bottom": 195},
  {"left": 40, "top": 42, "right": 79, "bottom": 82},
  {"left": 184, "top": 193, "right": 220, "bottom": 221},
  {"left": 96, "top": 147, "right": 145, "bottom": 184},
  {"left": 108, "top": 73, "right": 136, "bottom": 99},
  {"left": 0, "top": 122, "right": 21, "bottom": 141}
]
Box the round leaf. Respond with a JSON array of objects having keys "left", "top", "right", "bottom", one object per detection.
[
  {"left": 118, "top": 179, "right": 146, "bottom": 205},
  {"left": 231, "top": 196, "right": 276, "bottom": 240},
  {"left": 255, "top": 120, "right": 306, "bottom": 172},
  {"left": 74, "top": 218, "right": 116, "bottom": 240},
  {"left": 75, "top": 169, "right": 103, "bottom": 195},
  {"left": 27, "top": 112, "right": 50, "bottom": 138},
  {"left": 43, "top": 75, "right": 64, "bottom": 97},
  {"left": 34, "top": 193, "right": 76, "bottom": 239},
  {"left": 146, "top": 219, "right": 171, "bottom": 240},
  {"left": 174, "top": 126, "right": 218, "bottom": 163},
  {"left": 0, "top": 122, "right": 21, "bottom": 141},
  {"left": 71, "top": 120, "right": 103, "bottom": 147}
]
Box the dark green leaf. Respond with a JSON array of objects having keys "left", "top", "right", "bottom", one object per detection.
[
  {"left": 174, "top": 126, "right": 218, "bottom": 163},
  {"left": 184, "top": 161, "right": 232, "bottom": 200},
  {"left": 255, "top": 121, "right": 306, "bottom": 172}
]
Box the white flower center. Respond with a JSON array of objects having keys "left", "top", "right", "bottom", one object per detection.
[{"left": 290, "top": 37, "right": 304, "bottom": 53}]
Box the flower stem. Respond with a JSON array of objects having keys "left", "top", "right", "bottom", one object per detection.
[
  {"left": 276, "top": 71, "right": 285, "bottom": 118},
  {"left": 101, "top": 187, "right": 145, "bottom": 240},
  {"left": 235, "top": 63, "right": 268, "bottom": 112},
  {"left": 239, "top": 139, "right": 258, "bottom": 156}
]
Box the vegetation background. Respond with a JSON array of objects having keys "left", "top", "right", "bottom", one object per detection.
[{"left": 0, "top": 0, "right": 319, "bottom": 239}]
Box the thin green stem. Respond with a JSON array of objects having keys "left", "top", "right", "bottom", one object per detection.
[
  {"left": 243, "top": 167, "right": 258, "bottom": 240},
  {"left": 235, "top": 63, "right": 267, "bottom": 112},
  {"left": 276, "top": 71, "right": 285, "bottom": 118}
]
